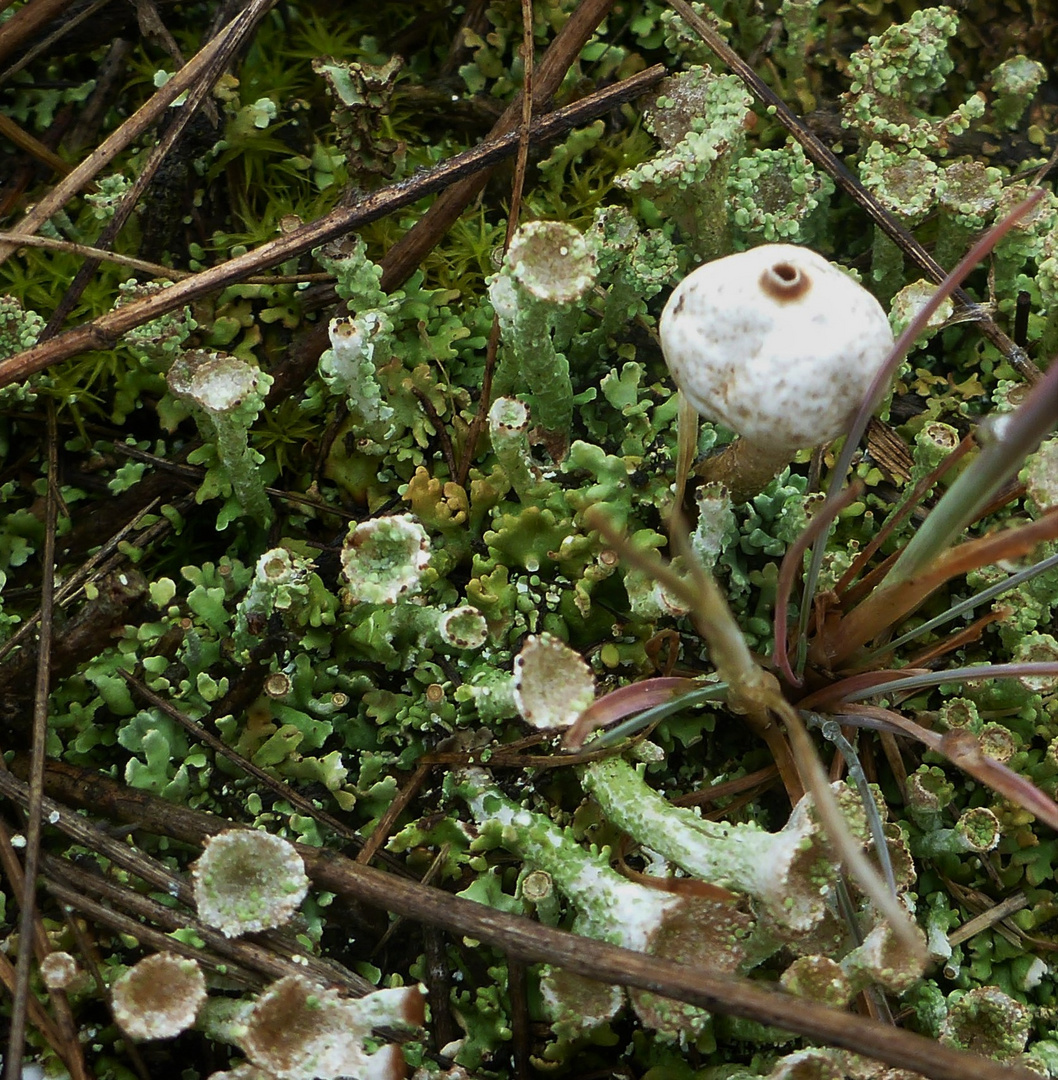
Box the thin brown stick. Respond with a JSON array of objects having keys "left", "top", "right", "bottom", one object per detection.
[
  {"left": 457, "top": 317, "right": 503, "bottom": 488},
  {"left": 671, "top": 764, "right": 780, "bottom": 808},
  {"left": 356, "top": 762, "right": 431, "bottom": 866},
  {"left": 0, "top": 497, "right": 160, "bottom": 667},
  {"left": 508, "top": 0, "right": 535, "bottom": 245},
  {"left": 44, "top": 855, "right": 373, "bottom": 994},
  {"left": 0, "top": 114, "right": 71, "bottom": 175},
  {"left": 410, "top": 388, "right": 458, "bottom": 481},
  {"left": 4, "top": 401, "right": 59, "bottom": 1080},
  {"left": 0, "top": 0, "right": 113, "bottom": 86},
  {"left": 0, "top": 815, "right": 89, "bottom": 1079},
  {"left": 454, "top": 0, "right": 539, "bottom": 485},
  {"left": 421, "top": 924, "right": 459, "bottom": 1052},
  {"left": 42, "top": 0, "right": 269, "bottom": 334},
  {"left": 0, "top": 948, "right": 64, "bottom": 1059},
  {"left": 65, "top": 38, "right": 133, "bottom": 153},
  {"left": 508, "top": 956, "right": 532, "bottom": 1080},
  {"left": 0, "top": 0, "right": 73, "bottom": 66},
  {"left": 0, "top": 231, "right": 327, "bottom": 284},
  {"left": 948, "top": 894, "right": 1029, "bottom": 948},
  {"left": 0, "top": 64, "right": 666, "bottom": 391},
  {"left": 902, "top": 606, "right": 1007, "bottom": 667},
  {"left": 664, "top": 0, "right": 1041, "bottom": 384}
]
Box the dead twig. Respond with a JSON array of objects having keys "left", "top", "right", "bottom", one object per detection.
[
  {"left": 0, "top": 0, "right": 76, "bottom": 67},
  {"left": 378, "top": 0, "right": 616, "bottom": 293},
  {"left": 41, "top": 0, "right": 269, "bottom": 334},
  {"left": 4, "top": 401, "right": 60, "bottom": 1080}
]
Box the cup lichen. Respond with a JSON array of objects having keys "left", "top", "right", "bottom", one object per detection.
[{"left": 192, "top": 829, "right": 310, "bottom": 938}]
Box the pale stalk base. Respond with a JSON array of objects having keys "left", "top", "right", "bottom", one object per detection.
[{"left": 694, "top": 437, "right": 792, "bottom": 504}]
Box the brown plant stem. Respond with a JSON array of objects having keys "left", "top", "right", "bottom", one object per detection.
[
  {"left": 0, "top": 815, "right": 88, "bottom": 1079},
  {"left": 693, "top": 436, "right": 794, "bottom": 505},
  {"left": 4, "top": 402, "right": 58, "bottom": 1080},
  {"left": 817, "top": 507, "right": 1058, "bottom": 668},
  {"left": 587, "top": 506, "right": 805, "bottom": 802},
  {"left": 0, "top": 113, "right": 71, "bottom": 176},
  {"left": 0, "top": 0, "right": 72, "bottom": 66}
]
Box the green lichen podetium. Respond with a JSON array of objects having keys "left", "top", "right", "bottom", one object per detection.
[
  {"left": 840, "top": 6, "right": 984, "bottom": 152},
  {"left": 579, "top": 755, "right": 840, "bottom": 934},
  {"left": 990, "top": 56, "right": 1047, "bottom": 131},
  {"left": 617, "top": 65, "right": 753, "bottom": 261},
  {"left": 166, "top": 349, "right": 274, "bottom": 526},
  {"left": 320, "top": 313, "right": 396, "bottom": 445},
  {"left": 454, "top": 765, "right": 735, "bottom": 1047},
  {"left": 489, "top": 219, "right": 598, "bottom": 459}
]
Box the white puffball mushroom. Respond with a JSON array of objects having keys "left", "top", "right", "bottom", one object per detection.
[{"left": 660, "top": 244, "right": 894, "bottom": 501}]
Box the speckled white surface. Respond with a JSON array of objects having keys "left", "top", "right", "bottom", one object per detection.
[{"left": 660, "top": 244, "right": 894, "bottom": 451}]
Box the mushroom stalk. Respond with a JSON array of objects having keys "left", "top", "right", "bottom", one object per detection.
[{"left": 694, "top": 433, "right": 801, "bottom": 505}]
